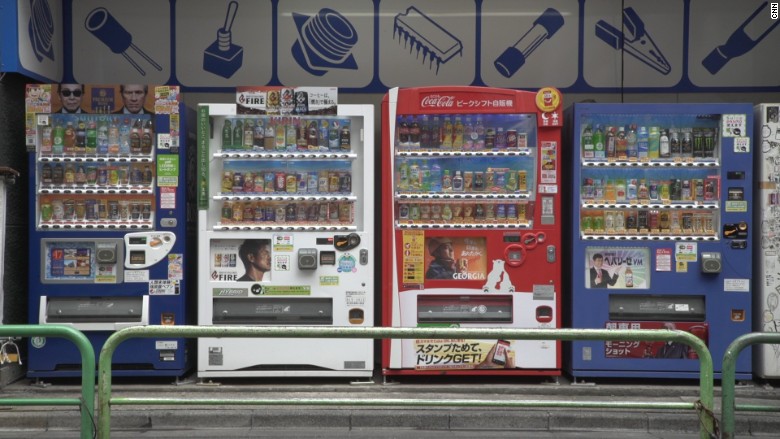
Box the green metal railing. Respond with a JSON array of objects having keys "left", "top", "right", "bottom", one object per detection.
[
  {"left": 0, "top": 325, "right": 95, "bottom": 439},
  {"left": 721, "top": 332, "right": 780, "bottom": 439},
  {"left": 97, "top": 326, "right": 713, "bottom": 439}
]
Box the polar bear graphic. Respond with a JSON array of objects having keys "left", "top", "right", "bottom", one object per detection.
[{"left": 482, "top": 259, "right": 514, "bottom": 293}]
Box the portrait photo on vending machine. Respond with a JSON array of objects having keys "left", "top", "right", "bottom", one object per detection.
[{"left": 424, "top": 236, "right": 486, "bottom": 281}]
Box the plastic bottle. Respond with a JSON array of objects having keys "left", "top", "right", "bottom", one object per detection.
[
  {"left": 441, "top": 117, "right": 453, "bottom": 149},
  {"left": 430, "top": 162, "right": 442, "bottom": 192},
  {"left": 616, "top": 128, "right": 627, "bottom": 159},
  {"left": 581, "top": 125, "right": 594, "bottom": 158},
  {"left": 647, "top": 126, "right": 660, "bottom": 159},
  {"left": 627, "top": 178, "right": 637, "bottom": 200},
  {"left": 626, "top": 124, "right": 638, "bottom": 159},
  {"left": 285, "top": 118, "right": 297, "bottom": 149},
  {"left": 420, "top": 115, "right": 431, "bottom": 149},
  {"left": 75, "top": 118, "right": 86, "bottom": 153},
  {"left": 233, "top": 119, "right": 244, "bottom": 150},
  {"left": 97, "top": 118, "right": 109, "bottom": 154},
  {"left": 624, "top": 264, "right": 634, "bottom": 288},
  {"left": 119, "top": 118, "right": 131, "bottom": 154},
  {"left": 420, "top": 161, "right": 431, "bottom": 191},
  {"left": 495, "top": 127, "right": 507, "bottom": 149},
  {"left": 244, "top": 119, "right": 256, "bottom": 150},
  {"left": 141, "top": 119, "right": 153, "bottom": 154},
  {"left": 605, "top": 126, "right": 616, "bottom": 159},
  {"left": 474, "top": 116, "right": 485, "bottom": 149},
  {"left": 85, "top": 119, "right": 97, "bottom": 153},
  {"left": 441, "top": 169, "right": 452, "bottom": 191},
  {"left": 409, "top": 161, "right": 421, "bottom": 190},
  {"left": 592, "top": 124, "right": 605, "bottom": 159},
  {"left": 398, "top": 116, "right": 410, "bottom": 147},
  {"left": 637, "top": 126, "right": 649, "bottom": 159},
  {"left": 222, "top": 119, "right": 232, "bottom": 149},
  {"left": 430, "top": 116, "right": 441, "bottom": 148},
  {"left": 52, "top": 120, "right": 65, "bottom": 154},
  {"left": 452, "top": 170, "right": 464, "bottom": 192},
  {"left": 452, "top": 116, "right": 464, "bottom": 150},
  {"left": 409, "top": 116, "right": 421, "bottom": 148},
  {"left": 659, "top": 129, "right": 670, "bottom": 158},
  {"left": 264, "top": 118, "right": 275, "bottom": 150},
  {"left": 398, "top": 159, "right": 409, "bottom": 190},
  {"left": 463, "top": 117, "right": 475, "bottom": 150},
  {"left": 130, "top": 119, "right": 142, "bottom": 153}
]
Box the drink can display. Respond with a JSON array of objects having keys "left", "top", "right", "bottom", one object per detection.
[
  {"left": 264, "top": 206, "right": 275, "bottom": 221},
  {"left": 130, "top": 202, "right": 141, "bottom": 220},
  {"left": 485, "top": 203, "right": 496, "bottom": 219},
  {"left": 485, "top": 171, "right": 495, "bottom": 190},
  {"left": 117, "top": 166, "right": 129, "bottom": 185},
  {"left": 232, "top": 172, "right": 244, "bottom": 192},
  {"left": 399, "top": 203, "right": 410, "bottom": 219},
  {"left": 308, "top": 173, "right": 318, "bottom": 193},
  {"left": 264, "top": 172, "right": 275, "bottom": 193},
  {"left": 275, "top": 172, "right": 287, "bottom": 192},
  {"left": 506, "top": 130, "right": 518, "bottom": 149},
  {"left": 40, "top": 201, "right": 53, "bottom": 221},
  {"left": 694, "top": 179, "right": 704, "bottom": 200},
  {"left": 254, "top": 174, "right": 264, "bottom": 193},
  {"left": 682, "top": 212, "right": 693, "bottom": 230},
  {"left": 119, "top": 200, "right": 130, "bottom": 220},
  {"left": 297, "top": 172, "right": 308, "bottom": 192},
  {"left": 286, "top": 174, "right": 297, "bottom": 193},
  {"left": 52, "top": 199, "right": 65, "bottom": 220},
  {"left": 329, "top": 172, "right": 340, "bottom": 193},
  {"left": 86, "top": 166, "right": 98, "bottom": 185},
  {"left": 592, "top": 212, "right": 604, "bottom": 230},
  {"left": 496, "top": 204, "right": 506, "bottom": 219},
  {"left": 473, "top": 172, "right": 484, "bottom": 191},
  {"left": 307, "top": 203, "right": 320, "bottom": 221},
  {"left": 420, "top": 203, "right": 431, "bottom": 220},
  {"left": 339, "top": 203, "right": 351, "bottom": 222},
  {"left": 232, "top": 202, "right": 243, "bottom": 222},
  {"left": 328, "top": 202, "right": 340, "bottom": 221},
  {"left": 409, "top": 203, "right": 420, "bottom": 220},
  {"left": 141, "top": 201, "right": 152, "bottom": 221},
  {"left": 108, "top": 167, "right": 119, "bottom": 186},
  {"left": 475, "top": 204, "right": 486, "bottom": 220},
  {"left": 108, "top": 200, "right": 119, "bottom": 220},
  {"left": 517, "top": 203, "right": 527, "bottom": 221},
  {"left": 518, "top": 170, "right": 528, "bottom": 191},
  {"left": 495, "top": 170, "right": 506, "bottom": 189},
  {"left": 506, "top": 203, "right": 517, "bottom": 219},
  {"left": 463, "top": 204, "right": 474, "bottom": 222},
  {"left": 340, "top": 172, "right": 352, "bottom": 193},
  {"left": 243, "top": 172, "right": 254, "bottom": 192},
  {"left": 275, "top": 206, "right": 286, "bottom": 222},
  {"left": 63, "top": 199, "right": 75, "bottom": 220},
  {"left": 221, "top": 201, "right": 232, "bottom": 221},
  {"left": 243, "top": 203, "right": 254, "bottom": 221},
  {"left": 318, "top": 171, "right": 329, "bottom": 192},
  {"left": 430, "top": 203, "right": 442, "bottom": 221},
  {"left": 451, "top": 203, "right": 463, "bottom": 220},
  {"left": 463, "top": 171, "right": 473, "bottom": 191},
  {"left": 85, "top": 199, "right": 96, "bottom": 220}
]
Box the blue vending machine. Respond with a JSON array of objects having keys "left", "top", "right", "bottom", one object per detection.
[
  {"left": 568, "top": 103, "right": 753, "bottom": 379},
  {"left": 25, "top": 84, "right": 192, "bottom": 378}
]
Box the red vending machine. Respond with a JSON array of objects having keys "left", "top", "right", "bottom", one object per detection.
[{"left": 382, "top": 86, "right": 564, "bottom": 376}]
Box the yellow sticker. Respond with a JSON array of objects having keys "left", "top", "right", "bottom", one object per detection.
[{"left": 535, "top": 87, "right": 561, "bottom": 112}]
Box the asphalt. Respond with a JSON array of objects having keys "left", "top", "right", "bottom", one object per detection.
[{"left": 0, "top": 373, "right": 779, "bottom": 438}]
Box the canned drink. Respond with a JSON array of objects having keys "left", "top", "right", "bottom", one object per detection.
[
  {"left": 340, "top": 172, "right": 352, "bottom": 193},
  {"left": 254, "top": 174, "right": 264, "bottom": 193},
  {"left": 318, "top": 171, "right": 329, "bottom": 192},
  {"left": 430, "top": 204, "right": 442, "bottom": 221},
  {"left": 221, "top": 201, "right": 232, "bottom": 221},
  {"left": 275, "top": 206, "right": 286, "bottom": 222},
  {"left": 296, "top": 172, "right": 307, "bottom": 192},
  {"left": 339, "top": 203, "right": 351, "bottom": 222},
  {"left": 214, "top": 253, "right": 222, "bottom": 268},
  {"left": 63, "top": 199, "right": 76, "bottom": 220},
  {"left": 682, "top": 212, "right": 693, "bottom": 230},
  {"left": 459, "top": 258, "right": 469, "bottom": 272},
  {"left": 96, "top": 167, "right": 108, "bottom": 186},
  {"left": 264, "top": 172, "right": 275, "bottom": 193},
  {"left": 40, "top": 201, "right": 53, "bottom": 222},
  {"left": 108, "top": 167, "right": 119, "bottom": 186},
  {"left": 518, "top": 170, "right": 528, "bottom": 191},
  {"left": 85, "top": 199, "right": 97, "bottom": 220},
  {"left": 243, "top": 203, "right": 254, "bottom": 221},
  {"left": 328, "top": 202, "right": 340, "bottom": 221},
  {"left": 264, "top": 206, "right": 275, "bottom": 221},
  {"left": 463, "top": 171, "right": 473, "bottom": 191},
  {"left": 450, "top": 203, "right": 462, "bottom": 221},
  {"left": 233, "top": 172, "right": 244, "bottom": 192},
  {"left": 329, "top": 172, "right": 340, "bottom": 193},
  {"left": 473, "top": 172, "right": 484, "bottom": 191},
  {"left": 52, "top": 164, "right": 64, "bottom": 185},
  {"left": 97, "top": 199, "right": 107, "bottom": 219},
  {"left": 307, "top": 203, "right": 319, "bottom": 221},
  {"left": 232, "top": 202, "right": 243, "bottom": 222},
  {"left": 495, "top": 171, "right": 506, "bottom": 189},
  {"left": 243, "top": 172, "right": 254, "bottom": 192},
  {"left": 286, "top": 174, "right": 297, "bottom": 193},
  {"left": 420, "top": 203, "right": 431, "bottom": 220},
  {"left": 409, "top": 203, "right": 420, "bottom": 220},
  {"left": 506, "top": 204, "right": 517, "bottom": 219},
  {"left": 506, "top": 130, "right": 518, "bottom": 149},
  {"left": 399, "top": 204, "right": 410, "bottom": 219},
  {"left": 86, "top": 166, "right": 98, "bottom": 185},
  {"left": 463, "top": 204, "right": 474, "bottom": 221},
  {"left": 119, "top": 200, "right": 130, "bottom": 220},
  {"left": 307, "top": 173, "right": 318, "bottom": 193},
  {"left": 475, "top": 204, "right": 486, "bottom": 219},
  {"left": 496, "top": 204, "right": 506, "bottom": 219},
  {"left": 108, "top": 200, "right": 119, "bottom": 220},
  {"left": 117, "top": 166, "right": 129, "bottom": 185},
  {"left": 134, "top": 166, "right": 146, "bottom": 186},
  {"left": 517, "top": 203, "right": 527, "bottom": 221},
  {"left": 52, "top": 199, "right": 65, "bottom": 220},
  {"left": 318, "top": 203, "right": 328, "bottom": 221},
  {"left": 286, "top": 203, "right": 297, "bottom": 221},
  {"left": 485, "top": 171, "right": 495, "bottom": 190},
  {"left": 694, "top": 179, "right": 704, "bottom": 200},
  {"left": 131, "top": 202, "right": 141, "bottom": 220},
  {"left": 485, "top": 204, "right": 496, "bottom": 219},
  {"left": 297, "top": 203, "right": 307, "bottom": 221},
  {"left": 275, "top": 172, "right": 286, "bottom": 192}
]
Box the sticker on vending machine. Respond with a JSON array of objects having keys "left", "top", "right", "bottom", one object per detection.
[{"left": 168, "top": 254, "right": 183, "bottom": 280}]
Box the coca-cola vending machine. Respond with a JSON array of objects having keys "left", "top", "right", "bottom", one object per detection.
[{"left": 382, "top": 86, "right": 564, "bottom": 376}]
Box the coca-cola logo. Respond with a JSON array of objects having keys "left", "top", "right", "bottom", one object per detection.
[{"left": 420, "top": 95, "right": 455, "bottom": 108}]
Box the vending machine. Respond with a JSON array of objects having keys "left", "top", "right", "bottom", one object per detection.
[
  {"left": 568, "top": 103, "right": 753, "bottom": 379},
  {"left": 755, "top": 103, "right": 780, "bottom": 378},
  {"left": 382, "top": 86, "right": 564, "bottom": 376},
  {"left": 196, "top": 90, "right": 374, "bottom": 378},
  {"left": 25, "top": 84, "right": 192, "bottom": 378}
]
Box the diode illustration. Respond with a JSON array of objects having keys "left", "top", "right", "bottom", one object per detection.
[
  {"left": 85, "top": 7, "right": 163, "bottom": 77},
  {"left": 203, "top": 1, "right": 243, "bottom": 79},
  {"left": 393, "top": 6, "right": 462, "bottom": 75},
  {"left": 494, "top": 8, "right": 564, "bottom": 78}
]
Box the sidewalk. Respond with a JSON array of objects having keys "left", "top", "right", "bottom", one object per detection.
[{"left": 1, "top": 374, "right": 779, "bottom": 437}]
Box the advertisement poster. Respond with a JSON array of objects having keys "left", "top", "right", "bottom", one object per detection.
[
  {"left": 210, "top": 238, "right": 272, "bottom": 282},
  {"left": 423, "top": 236, "right": 487, "bottom": 281},
  {"left": 604, "top": 321, "right": 708, "bottom": 359},
  {"left": 236, "top": 86, "right": 338, "bottom": 115},
  {"left": 585, "top": 247, "right": 650, "bottom": 289},
  {"left": 414, "top": 337, "right": 515, "bottom": 370}
]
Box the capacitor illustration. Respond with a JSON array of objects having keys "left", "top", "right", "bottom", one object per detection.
[
  {"left": 85, "top": 7, "right": 163, "bottom": 76},
  {"left": 393, "top": 6, "right": 463, "bottom": 75},
  {"left": 494, "top": 8, "right": 564, "bottom": 78}
]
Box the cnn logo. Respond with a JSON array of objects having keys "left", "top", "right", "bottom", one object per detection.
[{"left": 772, "top": 2, "right": 779, "bottom": 20}]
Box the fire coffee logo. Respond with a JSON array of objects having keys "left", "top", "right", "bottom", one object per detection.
[
  {"left": 420, "top": 95, "right": 455, "bottom": 108},
  {"left": 211, "top": 271, "right": 238, "bottom": 281}
]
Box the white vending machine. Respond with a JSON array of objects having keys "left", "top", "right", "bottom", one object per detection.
[
  {"left": 196, "top": 101, "right": 374, "bottom": 377},
  {"left": 755, "top": 103, "right": 780, "bottom": 378}
]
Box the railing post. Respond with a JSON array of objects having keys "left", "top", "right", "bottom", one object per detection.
[
  {"left": 721, "top": 332, "right": 780, "bottom": 439},
  {"left": 0, "top": 325, "right": 94, "bottom": 439}
]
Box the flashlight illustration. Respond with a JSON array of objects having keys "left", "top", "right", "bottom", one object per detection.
[{"left": 702, "top": 1, "right": 779, "bottom": 74}]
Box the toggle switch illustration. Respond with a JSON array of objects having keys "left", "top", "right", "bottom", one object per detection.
[
  {"left": 85, "top": 7, "right": 163, "bottom": 77},
  {"left": 203, "top": 1, "right": 243, "bottom": 79},
  {"left": 494, "top": 8, "right": 564, "bottom": 78}
]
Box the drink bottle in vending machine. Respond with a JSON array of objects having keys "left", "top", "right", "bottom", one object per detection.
[{"left": 382, "top": 86, "right": 564, "bottom": 376}]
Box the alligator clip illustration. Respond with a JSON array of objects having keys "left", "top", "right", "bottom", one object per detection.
[{"left": 595, "top": 7, "right": 671, "bottom": 75}]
